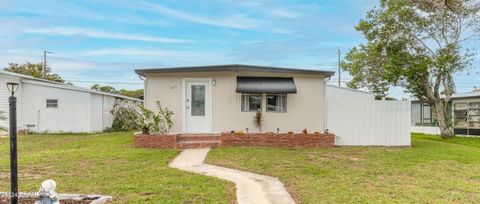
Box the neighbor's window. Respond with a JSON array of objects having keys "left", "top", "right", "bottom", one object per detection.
[
  {"left": 241, "top": 94, "right": 262, "bottom": 112},
  {"left": 267, "top": 94, "right": 286, "bottom": 112},
  {"left": 422, "top": 103, "right": 433, "bottom": 125},
  {"left": 46, "top": 99, "right": 58, "bottom": 108},
  {"left": 411, "top": 102, "right": 421, "bottom": 126}
]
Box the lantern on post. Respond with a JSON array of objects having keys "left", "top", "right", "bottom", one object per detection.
[{"left": 7, "top": 82, "right": 19, "bottom": 204}]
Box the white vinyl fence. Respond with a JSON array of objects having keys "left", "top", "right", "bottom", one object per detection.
[{"left": 326, "top": 100, "right": 411, "bottom": 146}]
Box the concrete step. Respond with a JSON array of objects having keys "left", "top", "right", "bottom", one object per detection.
[{"left": 177, "top": 141, "right": 220, "bottom": 149}]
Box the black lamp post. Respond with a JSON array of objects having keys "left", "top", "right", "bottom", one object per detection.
[{"left": 7, "top": 82, "right": 19, "bottom": 204}]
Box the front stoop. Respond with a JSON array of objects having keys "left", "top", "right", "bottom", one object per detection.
[{"left": 177, "top": 134, "right": 221, "bottom": 149}]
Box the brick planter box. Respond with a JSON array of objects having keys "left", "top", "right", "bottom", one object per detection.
[
  {"left": 134, "top": 132, "right": 335, "bottom": 149},
  {"left": 220, "top": 132, "right": 335, "bottom": 147},
  {"left": 134, "top": 134, "right": 178, "bottom": 148}
]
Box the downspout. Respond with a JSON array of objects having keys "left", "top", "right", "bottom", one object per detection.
[
  {"left": 102, "top": 95, "right": 104, "bottom": 131},
  {"left": 138, "top": 75, "right": 146, "bottom": 104},
  {"left": 324, "top": 76, "right": 331, "bottom": 132}
]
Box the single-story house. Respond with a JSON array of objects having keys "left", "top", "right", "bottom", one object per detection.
[
  {"left": 0, "top": 70, "right": 143, "bottom": 133},
  {"left": 136, "top": 64, "right": 334, "bottom": 133},
  {"left": 411, "top": 92, "right": 480, "bottom": 136},
  {"left": 135, "top": 64, "right": 411, "bottom": 146}
]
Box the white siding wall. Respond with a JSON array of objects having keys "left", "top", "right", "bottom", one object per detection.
[
  {"left": 326, "top": 85, "right": 374, "bottom": 101},
  {"left": 90, "top": 93, "right": 103, "bottom": 132},
  {"left": 102, "top": 95, "right": 116, "bottom": 130},
  {"left": 22, "top": 82, "right": 92, "bottom": 133},
  {"left": 327, "top": 100, "right": 411, "bottom": 146},
  {"left": 0, "top": 75, "right": 23, "bottom": 132},
  {"left": 411, "top": 126, "right": 441, "bottom": 135},
  {"left": 145, "top": 71, "right": 326, "bottom": 133}
]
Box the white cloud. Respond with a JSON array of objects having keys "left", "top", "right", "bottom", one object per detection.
[
  {"left": 270, "top": 9, "right": 299, "bottom": 18},
  {"left": 77, "top": 48, "right": 225, "bottom": 62},
  {"left": 24, "top": 27, "right": 191, "bottom": 43},
  {"left": 136, "top": 1, "right": 264, "bottom": 29}
]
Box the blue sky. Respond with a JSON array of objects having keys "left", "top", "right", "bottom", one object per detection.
[{"left": 0, "top": 0, "right": 478, "bottom": 98}]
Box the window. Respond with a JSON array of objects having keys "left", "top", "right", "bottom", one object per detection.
[
  {"left": 411, "top": 103, "right": 421, "bottom": 125},
  {"left": 267, "top": 94, "right": 287, "bottom": 112},
  {"left": 241, "top": 94, "right": 262, "bottom": 112},
  {"left": 46, "top": 99, "right": 58, "bottom": 108},
  {"left": 422, "top": 103, "right": 432, "bottom": 125}
]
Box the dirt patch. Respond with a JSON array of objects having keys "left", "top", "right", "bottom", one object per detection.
[{"left": 227, "top": 182, "right": 238, "bottom": 204}]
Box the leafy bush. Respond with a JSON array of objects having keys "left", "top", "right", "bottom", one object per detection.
[
  {"left": 139, "top": 101, "right": 174, "bottom": 134},
  {"left": 105, "top": 100, "right": 142, "bottom": 132}
]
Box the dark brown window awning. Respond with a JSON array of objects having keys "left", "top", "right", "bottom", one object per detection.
[{"left": 236, "top": 77, "right": 297, "bottom": 94}]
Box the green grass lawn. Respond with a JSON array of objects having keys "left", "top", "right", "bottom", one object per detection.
[
  {"left": 0, "top": 132, "right": 234, "bottom": 203},
  {"left": 207, "top": 133, "right": 480, "bottom": 203},
  {"left": 2, "top": 132, "right": 479, "bottom": 203}
]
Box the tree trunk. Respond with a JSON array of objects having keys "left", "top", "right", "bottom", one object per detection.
[{"left": 432, "top": 101, "right": 454, "bottom": 139}]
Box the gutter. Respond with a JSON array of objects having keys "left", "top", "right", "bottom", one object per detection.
[
  {"left": 324, "top": 76, "right": 331, "bottom": 132},
  {"left": 138, "top": 75, "right": 146, "bottom": 104}
]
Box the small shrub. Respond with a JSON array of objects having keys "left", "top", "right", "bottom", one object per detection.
[
  {"left": 314, "top": 131, "right": 320, "bottom": 134},
  {"left": 138, "top": 101, "right": 174, "bottom": 134},
  {"left": 288, "top": 131, "right": 293, "bottom": 134},
  {"left": 236, "top": 130, "right": 245, "bottom": 135},
  {"left": 303, "top": 128, "right": 308, "bottom": 134}
]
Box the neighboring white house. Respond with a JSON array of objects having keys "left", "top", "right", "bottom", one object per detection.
[{"left": 0, "top": 70, "right": 143, "bottom": 133}]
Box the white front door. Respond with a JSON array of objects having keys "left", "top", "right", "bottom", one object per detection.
[{"left": 185, "top": 80, "right": 212, "bottom": 133}]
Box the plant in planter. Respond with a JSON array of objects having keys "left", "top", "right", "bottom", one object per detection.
[
  {"left": 138, "top": 101, "right": 174, "bottom": 134},
  {"left": 303, "top": 128, "right": 308, "bottom": 134},
  {"left": 254, "top": 110, "right": 264, "bottom": 133}
]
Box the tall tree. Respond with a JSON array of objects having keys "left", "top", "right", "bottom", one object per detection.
[
  {"left": 91, "top": 84, "right": 119, "bottom": 94},
  {"left": 342, "top": 0, "right": 480, "bottom": 138},
  {"left": 91, "top": 84, "right": 143, "bottom": 99},
  {"left": 4, "top": 62, "right": 66, "bottom": 83},
  {"left": 118, "top": 89, "right": 144, "bottom": 99},
  {"left": 473, "top": 86, "right": 480, "bottom": 92}
]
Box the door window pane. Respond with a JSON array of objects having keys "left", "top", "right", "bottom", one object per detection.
[
  {"left": 241, "top": 94, "right": 262, "bottom": 112},
  {"left": 267, "top": 94, "right": 287, "bottom": 112},
  {"left": 191, "top": 85, "right": 205, "bottom": 116}
]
